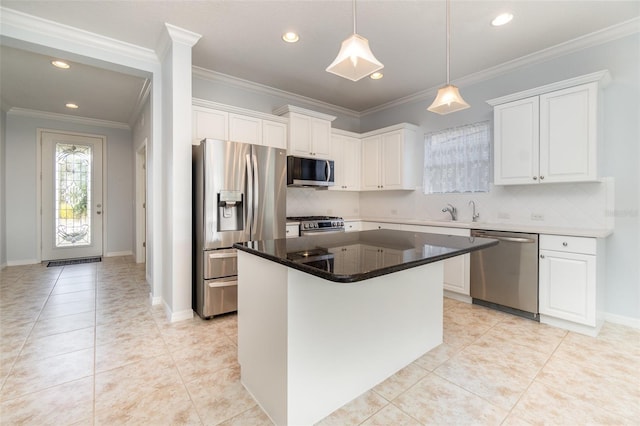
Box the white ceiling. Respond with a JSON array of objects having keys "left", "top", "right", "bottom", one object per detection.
[{"left": 1, "top": 1, "right": 639, "bottom": 125}]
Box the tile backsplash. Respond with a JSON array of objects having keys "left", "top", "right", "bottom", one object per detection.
[{"left": 287, "top": 178, "right": 614, "bottom": 230}]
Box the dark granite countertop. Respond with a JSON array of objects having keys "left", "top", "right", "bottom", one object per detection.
[{"left": 234, "top": 229, "right": 498, "bottom": 283}]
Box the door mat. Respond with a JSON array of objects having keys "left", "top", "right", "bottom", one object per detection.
[{"left": 47, "top": 257, "right": 102, "bottom": 267}]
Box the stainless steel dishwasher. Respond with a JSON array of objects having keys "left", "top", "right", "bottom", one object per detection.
[{"left": 470, "top": 230, "right": 539, "bottom": 320}]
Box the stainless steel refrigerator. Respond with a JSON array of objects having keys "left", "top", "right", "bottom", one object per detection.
[{"left": 193, "top": 138, "right": 286, "bottom": 318}]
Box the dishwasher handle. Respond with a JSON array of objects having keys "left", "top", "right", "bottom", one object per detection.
[{"left": 473, "top": 232, "right": 537, "bottom": 244}]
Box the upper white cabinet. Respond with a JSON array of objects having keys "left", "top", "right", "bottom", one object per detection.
[
  {"left": 262, "top": 120, "right": 287, "bottom": 149},
  {"left": 274, "top": 105, "right": 336, "bottom": 159},
  {"left": 330, "top": 131, "right": 361, "bottom": 191},
  {"left": 361, "top": 124, "right": 418, "bottom": 191},
  {"left": 488, "top": 71, "right": 609, "bottom": 185},
  {"left": 192, "top": 99, "right": 287, "bottom": 149},
  {"left": 229, "top": 113, "right": 261, "bottom": 145},
  {"left": 193, "top": 106, "right": 228, "bottom": 143}
]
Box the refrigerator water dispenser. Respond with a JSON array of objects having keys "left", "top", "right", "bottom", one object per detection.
[{"left": 218, "top": 190, "right": 244, "bottom": 231}]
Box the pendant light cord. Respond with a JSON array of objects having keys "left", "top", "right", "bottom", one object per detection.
[
  {"left": 353, "top": 0, "right": 357, "bottom": 34},
  {"left": 446, "top": 0, "right": 450, "bottom": 85}
]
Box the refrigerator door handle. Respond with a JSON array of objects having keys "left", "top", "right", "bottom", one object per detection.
[
  {"left": 246, "top": 154, "right": 254, "bottom": 233},
  {"left": 252, "top": 154, "right": 259, "bottom": 232}
]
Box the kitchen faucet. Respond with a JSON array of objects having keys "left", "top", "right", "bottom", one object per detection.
[
  {"left": 469, "top": 200, "right": 480, "bottom": 222},
  {"left": 442, "top": 204, "right": 457, "bottom": 221}
]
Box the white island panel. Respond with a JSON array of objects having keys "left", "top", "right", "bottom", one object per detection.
[{"left": 237, "top": 250, "right": 444, "bottom": 426}]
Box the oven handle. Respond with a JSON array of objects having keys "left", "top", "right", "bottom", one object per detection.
[{"left": 301, "top": 229, "right": 345, "bottom": 236}]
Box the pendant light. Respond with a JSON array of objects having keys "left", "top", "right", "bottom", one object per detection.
[
  {"left": 326, "top": 0, "right": 384, "bottom": 82},
  {"left": 428, "top": 0, "right": 470, "bottom": 114}
]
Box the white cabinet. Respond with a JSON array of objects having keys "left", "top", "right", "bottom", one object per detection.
[
  {"left": 364, "top": 222, "right": 471, "bottom": 299},
  {"left": 287, "top": 113, "right": 332, "bottom": 158},
  {"left": 274, "top": 105, "right": 336, "bottom": 159},
  {"left": 330, "top": 132, "right": 361, "bottom": 191},
  {"left": 286, "top": 224, "right": 299, "bottom": 239},
  {"left": 539, "top": 234, "right": 604, "bottom": 336},
  {"left": 401, "top": 224, "right": 471, "bottom": 298},
  {"left": 361, "top": 245, "right": 403, "bottom": 270},
  {"left": 361, "top": 125, "right": 418, "bottom": 191},
  {"left": 229, "top": 113, "right": 261, "bottom": 145},
  {"left": 192, "top": 100, "right": 287, "bottom": 148},
  {"left": 330, "top": 245, "right": 361, "bottom": 275},
  {"left": 263, "top": 120, "right": 287, "bottom": 149},
  {"left": 344, "top": 220, "right": 362, "bottom": 232},
  {"left": 193, "top": 106, "right": 227, "bottom": 144},
  {"left": 489, "top": 71, "right": 608, "bottom": 185}
]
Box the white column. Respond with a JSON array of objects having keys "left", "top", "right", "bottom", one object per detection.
[{"left": 157, "top": 23, "right": 201, "bottom": 321}]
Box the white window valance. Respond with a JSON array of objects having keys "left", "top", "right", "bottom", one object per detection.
[{"left": 423, "top": 121, "right": 491, "bottom": 194}]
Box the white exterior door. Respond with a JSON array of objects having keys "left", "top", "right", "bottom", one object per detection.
[{"left": 41, "top": 131, "right": 104, "bottom": 261}]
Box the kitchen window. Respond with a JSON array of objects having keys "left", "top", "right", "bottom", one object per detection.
[{"left": 423, "top": 121, "right": 491, "bottom": 194}]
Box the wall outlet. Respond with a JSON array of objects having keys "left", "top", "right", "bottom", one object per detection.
[
  {"left": 497, "top": 212, "right": 510, "bottom": 220},
  {"left": 531, "top": 213, "right": 545, "bottom": 221}
]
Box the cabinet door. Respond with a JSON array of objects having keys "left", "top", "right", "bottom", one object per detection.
[
  {"left": 539, "top": 250, "right": 596, "bottom": 326},
  {"left": 288, "top": 113, "right": 312, "bottom": 156},
  {"left": 443, "top": 254, "right": 470, "bottom": 295},
  {"left": 330, "top": 135, "right": 346, "bottom": 190},
  {"left": 494, "top": 97, "right": 539, "bottom": 185},
  {"left": 263, "top": 120, "right": 287, "bottom": 149},
  {"left": 381, "top": 131, "right": 403, "bottom": 189},
  {"left": 311, "top": 118, "right": 332, "bottom": 158},
  {"left": 193, "top": 108, "right": 228, "bottom": 144},
  {"left": 361, "top": 246, "right": 382, "bottom": 271},
  {"left": 343, "top": 137, "right": 361, "bottom": 190},
  {"left": 539, "top": 83, "right": 597, "bottom": 183},
  {"left": 331, "top": 135, "right": 361, "bottom": 191},
  {"left": 361, "top": 136, "right": 381, "bottom": 190},
  {"left": 229, "top": 113, "right": 262, "bottom": 145}
]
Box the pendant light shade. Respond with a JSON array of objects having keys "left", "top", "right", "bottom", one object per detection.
[
  {"left": 428, "top": 0, "right": 469, "bottom": 114},
  {"left": 326, "top": 0, "right": 383, "bottom": 81},
  {"left": 428, "top": 84, "right": 470, "bottom": 114}
]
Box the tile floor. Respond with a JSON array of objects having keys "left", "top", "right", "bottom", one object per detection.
[{"left": 1, "top": 256, "right": 638, "bottom": 425}]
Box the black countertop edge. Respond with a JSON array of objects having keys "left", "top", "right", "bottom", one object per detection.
[{"left": 233, "top": 231, "right": 498, "bottom": 283}]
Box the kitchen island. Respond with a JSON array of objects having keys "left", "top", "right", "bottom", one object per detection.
[{"left": 234, "top": 229, "right": 497, "bottom": 425}]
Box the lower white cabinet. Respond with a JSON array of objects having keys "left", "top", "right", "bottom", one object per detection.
[
  {"left": 539, "top": 234, "right": 604, "bottom": 336},
  {"left": 364, "top": 222, "right": 470, "bottom": 298},
  {"left": 285, "top": 224, "right": 299, "bottom": 238},
  {"left": 344, "top": 220, "right": 362, "bottom": 232},
  {"left": 330, "top": 245, "right": 361, "bottom": 275}
]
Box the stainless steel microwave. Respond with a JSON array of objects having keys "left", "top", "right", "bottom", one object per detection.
[{"left": 287, "top": 156, "right": 334, "bottom": 187}]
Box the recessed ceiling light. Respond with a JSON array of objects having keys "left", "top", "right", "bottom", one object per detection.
[
  {"left": 370, "top": 72, "right": 383, "bottom": 80},
  {"left": 51, "top": 60, "right": 70, "bottom": 69},
  {"left": 65, "top": 103, "right": 79, "bottom": 109},
  {"left": 282, "top": 32, "right": 299, "bottom": 43},
  {"left": 491, "top": 12, "right": 513, "bottom": 27}
]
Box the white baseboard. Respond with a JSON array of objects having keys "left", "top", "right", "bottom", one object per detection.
[
  {"left": 604, "top": 312, "right": 640, "bottom": 329},
  {"left": 104, "top": 250, "right": 133, "bottom": 257},
  {"left": 149, "top": 293, "right": 162, "bottom": 306},
  {"left": 162, "top": 300, "right": 194, "bottom": 323},
  {"left": 6, "top": 259, "right": 39, "bottom": 266},
  {"left": 444, "top": 290, "right": 472, "bottom": 304}
]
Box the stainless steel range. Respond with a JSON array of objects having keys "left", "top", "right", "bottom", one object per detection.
[{"left": 287, "top": 216, "right": 345, "bottom": 236}]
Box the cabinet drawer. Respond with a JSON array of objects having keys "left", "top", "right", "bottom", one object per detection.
[{"left": 540, "top": 235, "right": 596, "bottom": 255}]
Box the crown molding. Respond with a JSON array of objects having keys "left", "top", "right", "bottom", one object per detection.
[
  {"left": 192, "top": 66, "right": 361, "bottom": 119},
  {"left": 8, "top": 107, "right": 130, "bottom": 130},
  {"left": 360, "top": 17, "right": 640, "bottom": 116},
  {"left": 157, "top": 23, "right": 202, "bottom": 61},
  {"left": 0, "top": 7, "right": 158, "bottom": 71}
]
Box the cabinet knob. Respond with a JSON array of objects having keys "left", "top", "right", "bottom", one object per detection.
[
  {"left": 562, "top": 242, "right": 568, "bottom": 247},
  {"left": 540, "top": 175, "right": 545, "bottom": 180},
  {"left": 533, "top": 176, "right": 538, "bottom": 181},
  {"left": 540, "top": 254, "right": 545, "bottom": 259}
]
